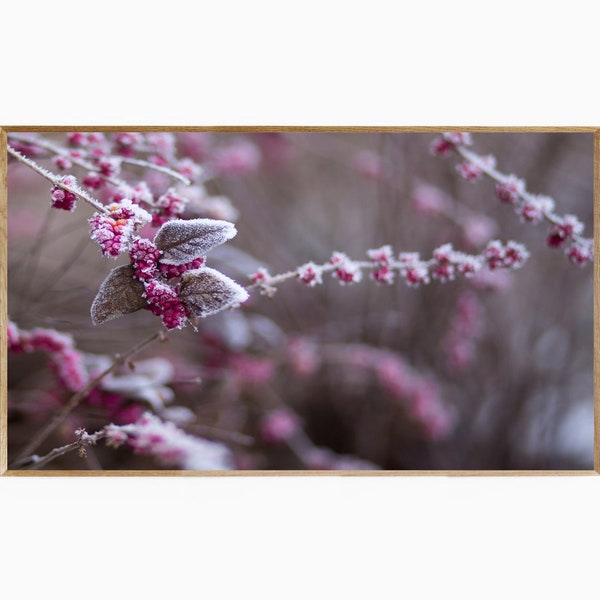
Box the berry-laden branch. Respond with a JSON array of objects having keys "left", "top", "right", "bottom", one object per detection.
[
  {"left": 14, "top": 413, "right": 233, "bottom": 471},
  {"left": 7, "top": 144, "right": 110, "bottom": 214},
  {"left": 247, "top": 241, "right": 529, "bottom": 297},
  {"left": 10, "top": 329, "right": 167, "bottom": 465},
  {"left": 430, "top": 132, "right": 594, "bottom": 265}
]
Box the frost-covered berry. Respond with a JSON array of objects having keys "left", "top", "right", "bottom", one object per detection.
[
  {"left": 50, "top": 176, "right": 78, "bottom": 211},
  {"left": 51, "top": 349, "right": 89, "bottom": 392},
  {"left": 143, "top": 280, "right": 190, "bottom": 330},
  {"left": 495, "top": 176, "right": 525, "bottom": 205},
  {"left": 330, "top": 252, "right": 362, "bottom": 284},
  {"left": 455, "top": 254, "right": 482, "bottom": 277},
  {"left": 547, "top": 215, "right": 584, "bottom": 247},
  {"left": 130, "top": 238, "right": 162, "bottom": 281},
  {"left": 372, "top": 266, "right": 394, "bottom": 284},
  {"left": 430, "top": 136, "right": 454, "bottom": 156},
  {"left": 53, "top": 156, "right": 72, "bottom": 171},
  {"left": 158, "top": 257, "right": 205, "bottom": 279},
  {"left": 367, "top": 245, "right": 393, "bottom": 266},
  {"left": 456, "top": 161, "right": 482, "bottom": 182},
  {"left": 443, "top": 132, "right": 472, "bottom": 146},
  {"left": 432, "top": 243, "right": 456, "bottom": 282},
  {"left": 152, "top": 189, "right": 188, "bottom": 225},
  {"left": 89, "top": 199, "right": 152, "bottom": 258},
  {"left": 96, "top": 156, "right": 121, "bottom": 177},
  {"left": 567, "top": 239, "right": 594, "bottom": 266},
  {"left": 483, "top": 240, "right": 529, "bottom": 270},
  {"left": 503, "top": 241, "right": 529, "bottom": 268},
  {"left": 398, "top": 253, "right": 430, "bottom": 287},
  {"left": 146, "top": 132, "right": 176, "bottom": 159},
  {"left": 250, "top": 267, "right": 270, "bottom": 284},
  {"left": 175, "top": 158, "right": 203, "bottom": 182},
  {"left": 297, "top": 262, "right": 323, "bottom": 286},
  {"left": 430, "top": 132, "right": 472, "bottom": 156},
  {"left": 113, "top": 132, "right": 144, "bottom": 156},
  {"left": 519, "top": 195, "right": 554, "bottom": 224},
  {"left": 67, "top": 132, "right": 87, "bottom": 146},
  {"left": 404, "top": 265, "right": 430, "bottom": 287},
  {"left": 82, "top": 172, "right": 105, "bottom": 190}
]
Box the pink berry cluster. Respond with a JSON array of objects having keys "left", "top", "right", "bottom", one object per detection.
[
  {"left": 50, "top": 176, "right": 79, "bottom": 211},
  {"left": 102, "top": 412, "right": 232, "bottom": 470},
  {"left": 89, "top": 199, "right": 152, "bottom": 257},
  {"left": 330, "top": 252, "right": 364, "bottom": 284},
  {"left": 431, "top": 132, "right": 594, "bottom": 266},
  {"left": 62, "top": 132, "right": 199, "bottom": 223},
  {"left": 142, "top": 280, "right": 190, "bottom": 330},
  {"left": 430, "top": 132, "right": 473, "bottom": 156},
  {"left": 250, "top": 241, "right": 529, "bottom": 295},
  {"left": 129, "top": 238, "right": 162, "bottom": 280},
  {"left": 7, "top": 320, "right": 88, "bottom": 392}
]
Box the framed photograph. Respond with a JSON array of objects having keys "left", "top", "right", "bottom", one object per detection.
[{"left": 1, "top": 128, "right": 597, "bottom": 474}]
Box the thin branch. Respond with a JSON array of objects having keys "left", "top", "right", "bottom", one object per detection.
[
  {"left": 121, "top": 157, "right": 191, "bottom": 185},
  {"left": 8, "top": 132, "right": 125, "bottom": 187},
  {"left": 453, "top": 143, "right": 592, "bottom": 248},
  {"left": 245, "top": 240, "right": 529, "bottom": 296},
  {"left": 7, "top": 145, "right": 109, "bottom": 214},
  {"left": 10, "top": 330, "right": 167, "bottom": 465}
]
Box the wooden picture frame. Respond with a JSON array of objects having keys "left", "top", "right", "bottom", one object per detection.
[{"left": 1, "top": 127, "right": 598, "bottom": 476}]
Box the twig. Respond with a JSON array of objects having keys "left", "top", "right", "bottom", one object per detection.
[
  {"left": 7, "top": 145, "right": 109, "bottom": 214},
  {"left": 120, "top": 157, "right": 191, "bottom": 185},
  {"left": 453, "top": 143, "right": 591, "bottom": 247},
  {"left": 11, "top": 330, "right": 167, "bottom": 465},
  {"left": 8, "top": 132, "right": 125, "bottom": 187}
]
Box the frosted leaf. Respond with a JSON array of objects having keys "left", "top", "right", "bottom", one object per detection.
[
  {"left": 153, "top": 218, "right": 237, "bottom": 265},
  {"left": 91, "top": 265, "right": 147, "bottom": 325},
  {"left": 179, "top": 267, "right": 249, "bottom": 318}
]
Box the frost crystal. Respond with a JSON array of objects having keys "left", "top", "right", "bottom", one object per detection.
[
  {"left": 103, "top": 412, "right": 232, "bottom": 470},
  {"left": 89, "top": 200, "right": 152, "bottom": 257},
  {"left": 297, "top": 262, "right": 323, "bottom": 286},
  {"left": 91, "top": 265, "right": 147, "bottom": 325},
  {"left": 153, "top": 218, "right": 237, "bottom": 265},
  {"left": 179, "top": 267, "right": 250, "bottom": 318}
]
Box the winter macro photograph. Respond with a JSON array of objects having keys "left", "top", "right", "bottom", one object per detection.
[{"left": 2, "top": 129, "right": 596, "bottom": 473}]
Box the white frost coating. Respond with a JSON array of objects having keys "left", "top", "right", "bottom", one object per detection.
[
  {"left": 153, "top": 218, "right": 237, "bottom": 265},
  {"left": 179, "top": 267, "right": 250, "bottom": 318},
  {"left": 104, "top": 412, "right": 232, "bottom": 470}
]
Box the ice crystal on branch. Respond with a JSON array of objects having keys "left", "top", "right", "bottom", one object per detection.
[
  {"left": 432, "top": 132, "right": 593, "bottom": 266},
  {"left": 297, "top": 262, "right": 323, "bottom": 286},
  {"left": 330, "top": 252, "right": 363, "bottom": 285},
  {"left": 103, "top": 412, "right": 232, "bottom": 470},
  {"left": 51, "top": 176, "right": 78, "bottom": 211}
]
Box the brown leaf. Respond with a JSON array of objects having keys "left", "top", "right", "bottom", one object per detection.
[
  {"left": 91, "top": 265, "right": 147, "bottom": 325},
  {"left": 153, "top": 218, "right": 237, "bottom": 265},
  {"left": 179, "top": 267, "right": 249, "bottom": 318}
]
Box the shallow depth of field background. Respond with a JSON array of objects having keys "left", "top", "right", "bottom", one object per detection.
[{"left": 7, "top": 131, "right": 595, "bottom": 469}]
